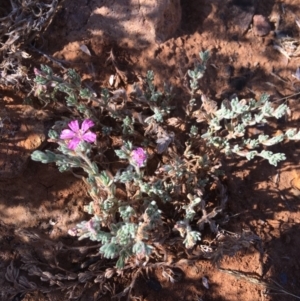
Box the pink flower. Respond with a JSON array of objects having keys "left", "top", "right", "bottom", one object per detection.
[
  {"left": 131, "top": 148, "right": 147, "bottom": 167},
  {"left": 68, "top": 227, "right": 78, "bottom": 236},
  {"left": 60, "top": 119, "right": 96, "bottom": 150},
  {"left": 86, "top": 219, "right": 97, "bottom": 234}
]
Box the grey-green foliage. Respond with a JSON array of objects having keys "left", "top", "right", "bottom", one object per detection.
[
  {"left": 34, "top": 66, "right": 93, "bottom": 117},
  {"left": 145, "top": 70, "right": 162, "bottom": 102},
  {"left": 194, "top": 93, "right": 300, "bottom": 166},
  {"left": 189, "top": 125, "right": 199, "bottom": 138},
  {"left": 32, "top": 132, "right": 162, "bottom": 268},
  {"left": 188, "top": 50, "right": 209, "bottom": 93},
  {"left": 133, "top": 71, "right": 174, "bottom": 124},
  {"left": 186, "top": 50, "right": 210, "bottom": 114},
  {"left": 114, "top": 140, "right": 133, "bottom": 160},
  {"left": 96, "top": 200, "right": 161, "bottom": 268},
  {"left": 34, "top": 65, "right": 126, "bottom": 122},
  {"left": 122, "top": 116, "right": 135, "bottom": 135},
  {"left": 31, "top": 50, "right": 300, "bottom": 270}
]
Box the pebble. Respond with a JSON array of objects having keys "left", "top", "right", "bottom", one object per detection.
[{"left": 253, "top": 15, "right": 271, "bottom": 36}]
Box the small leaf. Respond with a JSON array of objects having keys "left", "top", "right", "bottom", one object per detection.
[
  {"left": 202, "top": 276, "right": 209, "bottom": 289},
  {"left": 80, "top": 44, "right": 91, "bottom": 56},
  {"left": 200, "top": 50, "right": 210, "bottom": 62},
  {"left": 246, "top": 151, "right": 258, "bottom": 161},
  {"left": 286, "top": 129, "right": 300, "bottom": 140}
]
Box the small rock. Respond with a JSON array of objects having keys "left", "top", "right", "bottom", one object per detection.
[{"left": 253, "top": 15, "right": 271, "bottom": 36}]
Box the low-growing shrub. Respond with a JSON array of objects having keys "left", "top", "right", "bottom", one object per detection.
[{"left": 31, "top": 51, "right": 300, "bottom": 270}]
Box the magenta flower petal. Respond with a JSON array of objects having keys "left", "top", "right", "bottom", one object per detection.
[
  {"left": 83, "top": 131, "right": 97, "bottom": 143},
  {"left": 131, "top": 148, "right": 147, "bottom": 167},
  {"left": 81, "top": 119, "right": 94, "bottom": 132},
  {"left": 60, "top": 129, "right": 76, "bottom": 139},
  {"left": 68, "top": 120, "right": 79, "bottom": 132},
  {"left": 60, "top": 119, "right": 97, "bottom": 150},
  {"left": 68, "top": 137, "right": 81, "bottom": 150}
]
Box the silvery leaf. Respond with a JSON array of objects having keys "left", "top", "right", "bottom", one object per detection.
[
  {"left": 202, "top": 276, "right": 209, "bottom": 289},
  {"left": 80, "top": 44, "right": 91, "bottom": 56}
]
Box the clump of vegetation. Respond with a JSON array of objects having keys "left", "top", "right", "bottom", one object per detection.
[{"left": 30, "top": 50, "right": 300, "bottom": 280}]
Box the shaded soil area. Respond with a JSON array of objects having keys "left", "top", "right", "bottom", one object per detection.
[{"left": 1, "top": 0, "right": 300, "bottom": 300}]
